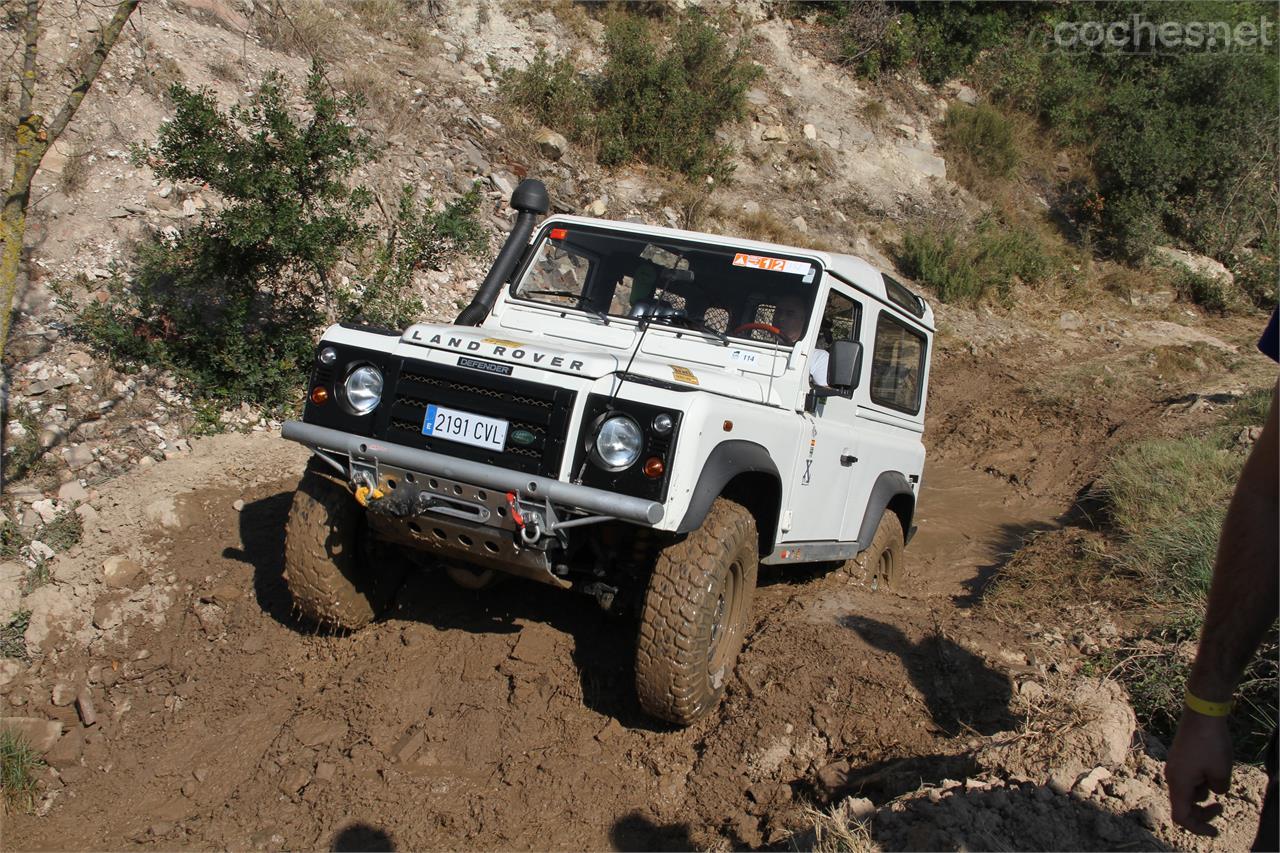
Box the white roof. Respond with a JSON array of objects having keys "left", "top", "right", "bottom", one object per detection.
[{"left": 543, "top": 214, "right": 935, "bottom": 331}]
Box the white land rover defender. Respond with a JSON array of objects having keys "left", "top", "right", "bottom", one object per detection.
[{"left": 281, "top": 180, "right": 934, "bottom": 725}]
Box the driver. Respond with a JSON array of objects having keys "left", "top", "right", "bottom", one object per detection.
[{"left": 774, "top": 295, "right": 829, "bottom": 386}]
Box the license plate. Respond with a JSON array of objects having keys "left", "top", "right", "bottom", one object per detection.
[{"left": 422, "top": 403, "right": 508, "bottom": 451}]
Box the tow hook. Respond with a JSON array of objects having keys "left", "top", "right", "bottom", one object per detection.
[{"left": 354, "top": 484, "right": 385, "bottom": 507}]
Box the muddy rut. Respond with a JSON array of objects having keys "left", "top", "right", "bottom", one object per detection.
[{"left": 5, "top": 346, "right": 1161, "bottom": 850}]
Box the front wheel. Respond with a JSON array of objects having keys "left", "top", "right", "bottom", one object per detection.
[
  {"left": 283, "top": 459, "right": 404, "bottom": 630},
  {"left": 635, "top": 498, "right": 758, "bottom": 725}
]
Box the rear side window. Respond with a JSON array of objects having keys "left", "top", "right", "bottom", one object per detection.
[{"left": 870, "top": 313, "right": 926, "bottom": 414}]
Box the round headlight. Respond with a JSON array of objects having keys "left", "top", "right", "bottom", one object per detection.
[
  {"left": 343, "top": 365, "right": 383, "bottom": 415},
  {"left": 594, "top": 415, "right": 642, "bottom": 469},
  {"left": 652, "top": 413, "right": 673, "bottom": 435},
  {"left": 318, "top": 346, "right": 338, "bottom": 365}
]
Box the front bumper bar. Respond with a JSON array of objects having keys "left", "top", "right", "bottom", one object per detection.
[{"left": 281, "top": 421, "right": 665, "bottom": 525}]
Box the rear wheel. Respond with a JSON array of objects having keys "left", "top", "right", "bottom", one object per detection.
[
  {"left": 857, "top": 511, "right": 904, "bottom": 591},
  {"left": 635, "top": 498, "right": 758, "bottom": 725},
  {"left": 283, "top": 459, "right": 404, "bottom": 629}
]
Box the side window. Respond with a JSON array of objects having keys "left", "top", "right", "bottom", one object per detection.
[
  {"left": 820, "top": 290, "right": 860, "bottom": 347},
  {"left": 870, "top": 313, "right": 926, "bottom": 415}
]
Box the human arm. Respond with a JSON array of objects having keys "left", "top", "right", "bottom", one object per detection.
[{"left": 1167, "top": 385, "right": 1279, "bottom": 835}]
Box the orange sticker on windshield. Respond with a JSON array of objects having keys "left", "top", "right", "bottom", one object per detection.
[{"left": 733, "top": 252, "right": 812, "bottom": 276}]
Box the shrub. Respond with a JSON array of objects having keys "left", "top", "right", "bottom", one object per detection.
[
  {"left": 0, "top": 610, "right": 30, "bottom": 661},
  {"left": 1174, "top": 269, "right": 1233, "bottom": 315},
  {"left": 343, "top": 184, "right": 488, "bottom": 329},
  {"left": 898, "top": 217, "right": 1056, "bottom": 304},
  {"left": 81, "top": 63, "right": 483, "bottom": 409},
  {"left": 502, "top": 11, "right": 760, "bottom": 182},
  {"left": 941, "top": 102, "right": 1020, "bottom": 188},
  {"left": 1, "top": 404, "right": 50, "bottom": 484}
]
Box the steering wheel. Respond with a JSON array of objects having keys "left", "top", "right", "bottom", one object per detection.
[{"left": 731, "top": 322, "right": 784, "bottom": 340}]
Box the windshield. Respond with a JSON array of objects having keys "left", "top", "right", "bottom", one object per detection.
[{"left": 510, "top": 223, "right": 822, "bottom": 346}]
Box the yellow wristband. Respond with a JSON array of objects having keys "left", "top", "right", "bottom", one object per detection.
[{"left": 1185, "top": 690, "right": 1233, "bottom": 717}]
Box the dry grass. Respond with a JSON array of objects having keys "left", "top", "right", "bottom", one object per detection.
[
  {"left": 807, "top": 804, "right": 878, "bottom": 853},
  {"left": 57, "top": 142, "right": 89, "bottom": 196},
  {"left": 207, "top": 56, "right": 245, "bottom": 84},
  {"left": 732, "top": 208, "right": 792, "bottom": 244},
  {"left": 341, "top": 64, "right": 420, "bottom": 138},
  {"left": 982, "top": 528, "right": 1141, "bottom": 622},
  {"left": 252, "top": 0, "right": 345, "bottom": 57}
]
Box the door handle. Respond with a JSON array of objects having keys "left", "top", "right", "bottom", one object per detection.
[{"left": 840, "top": 453, "right": 857, "bottom": 466}]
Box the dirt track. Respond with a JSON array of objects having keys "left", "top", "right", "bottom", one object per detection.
[{"left": 5, "top": 330, "right": 1270, "bottom": 851}]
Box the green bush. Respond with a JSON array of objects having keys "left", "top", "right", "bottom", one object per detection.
[
  {"left": 80, "top": 63, "right": 483, "bottom": 409},
  {"left": 342, "top": 183, "right": 488, "bottom": 330},
  {"left": 941, "top": 103, "right": 1020, "bottom": 188},
  {"left": 899, "top": 217, "right": 1056, "bottom": 303},
  {"left": 502, "top": 12, "right": 760, "bottom": 182},
  {"left": 1174, "top": 269, "right": 1233, "bottom": 315}
]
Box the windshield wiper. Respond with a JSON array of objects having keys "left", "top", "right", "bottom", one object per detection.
[{"left": 524, "top": 290, "right": 609, "bottom": 324}]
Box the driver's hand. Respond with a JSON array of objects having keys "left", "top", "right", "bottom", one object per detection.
[{"left": 1167, "top": 711, "right": 1234, "bottom": 836}]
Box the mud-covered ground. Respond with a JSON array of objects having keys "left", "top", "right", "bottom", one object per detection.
[{"left": 6, "top": 320, "right": 1273, "bottom": 851}]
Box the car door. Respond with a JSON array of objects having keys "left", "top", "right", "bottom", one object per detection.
[{"left": 783, "top": 284, "right": 864, "bottom": 542}]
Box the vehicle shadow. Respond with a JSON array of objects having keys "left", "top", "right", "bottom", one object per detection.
[
  {"left": 840, "top": 615, "right": 1015, "bottom": 737},
  {"left": 609, "top": 811, "right": 696, "bottom": 852},
  {"left": 231, "top": 489, "right": 666, "bottom": 729}
]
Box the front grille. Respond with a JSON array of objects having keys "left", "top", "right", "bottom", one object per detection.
[{"left": 376, "top": 360, "right": 575, "bottom": 478}]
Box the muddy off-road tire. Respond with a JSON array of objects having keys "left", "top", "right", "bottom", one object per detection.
[
  {"left": 635, "top": 498, "right": 758, "bottom": 725},
  {"left": 857, "top": 511, "right": 904, "bottom": 590},
  {"left": 283, "top": 460, "right": 403, "bottom": 630}
]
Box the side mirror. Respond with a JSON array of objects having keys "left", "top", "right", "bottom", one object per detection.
[{"left": 828, "top": 340, "right": 862, "bottom": 389}]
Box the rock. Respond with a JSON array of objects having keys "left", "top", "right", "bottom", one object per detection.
[
  {"left": 762, "top": 124, "right": 789, "bottom": 142},
  {"left": 1047, "top": 771, "right": 1073, "bottom": 795},
  {"left": 391, "top": 728, "right": 424, "bottom": 763},
  {"left": 92, "top": 598, "right": 124, "bottom": 630},
  {"left": 0, "top": 717, "right": 64, "bottom": 753},
  {"left": 23, "top": 584, "right": 77, "bottom": 649},
  {"left": 954, "top": 84, "right": 978, "bottom": 105},
  {"left": 56, "top": 481, "right": 88, "bottom": 503},
  {"left": 815, "top": 760, "right": 850, "bottom": 795},
  {"left": 30, "top": 499, "right": 58, "bottom": 524},
  {"left": 534, "top": 128, "right": 568, "bottom": 160},
  {"left": 278, "top": 765, "right": 310, "bottom": 796},
  {"left": 51, "top": 683, "right": 76, "bottom": 707},
  {"left": 63, "top": 445, "right": 94, "bottom": 470},
  {"left": 28, "top": 541, "right": 55, "bottom": 562},
  {"left": 0, "top": 562, "right": 24, "bottom": 623},
  {"left": 846, "top": 796, "right": 875, "bottom": 820},
  {"left": 1017, "top": 681, "right": 1046, "bottom": 703},
  {"left": 489, "top": 171, "right": 516, "bottom": 196},
  {"left": 102, "top": 556, "right": 144, "bottom": 589},
  {"left": 1151, "top": 246, "right": 1234, "bottom": 284},
  {"left": 315, "top": 761, "right": 336, "bottom": 782},
  {"left": 803, "top": 123, "right": 817, "bottom": 140},
  {"left": 1058, "top": 311, "right": 1084, "bottom": 331},
  {"left": 44, "top": 729, "right": 83, "bottom": 769},
  {"left": 181, "top": 780, "right": 198, "bottom": 798},
  {"left": 232, "top": 499, "right": 245, "bottom": 512},
  {"left": 75, "top": 689, "right": 97, "bottom": 727},
  {"left": 1074, "top": 766, "right": 1112, "bottom": 796},
  {"left": 586, "top": 198, "right": 607, "bottom": 217},
  {"left": 790, "top": 216, "right": 808, "bottom": 233},
  {"left": 74, "top": 503, "right": 98, "bottom": 529},
  {"left": 0, "top": 659, "right": 21, "bottom": 688},
  {"left": 143, "top": 498, "right": 181, "bottom": 529},
  {"left": 1071, "top": 679, "right": 1136, "bottom": 769}
]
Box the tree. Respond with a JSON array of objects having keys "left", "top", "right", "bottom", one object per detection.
[{"left": 0, "top": 0, "right": 140, "bottom": 363}]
